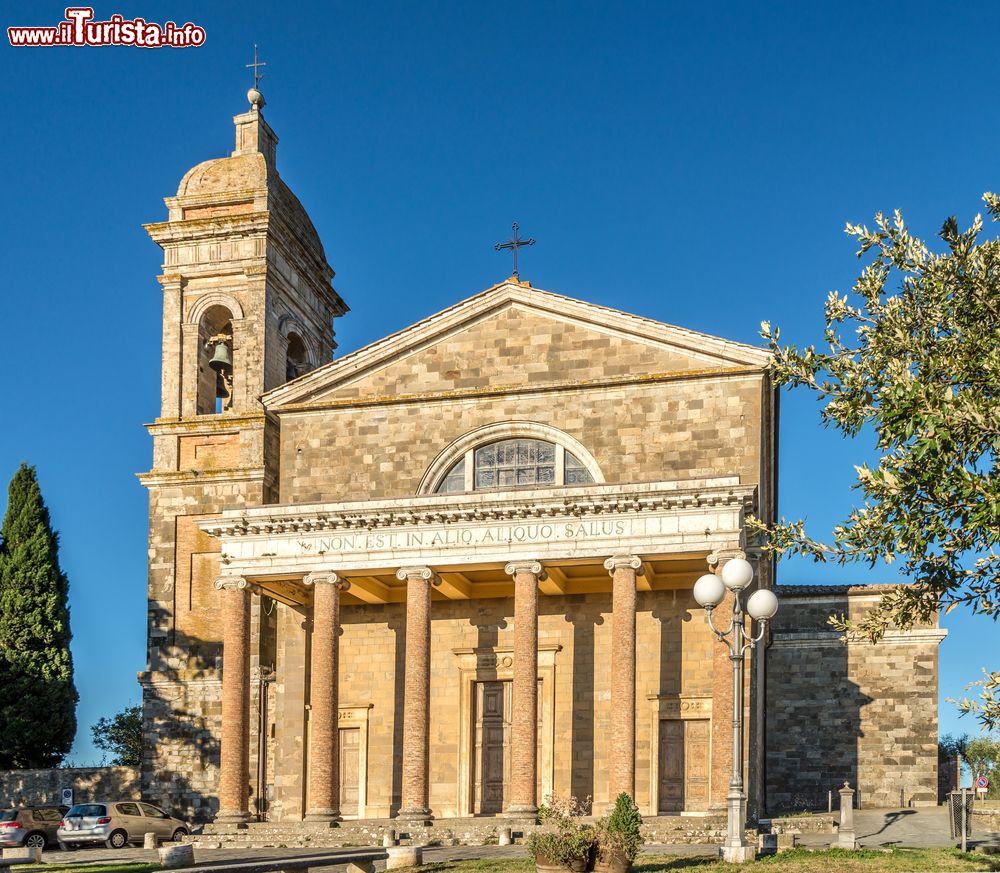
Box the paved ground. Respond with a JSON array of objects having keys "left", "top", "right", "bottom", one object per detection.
[
  {"left": 798, "top": 805, "right": 998, "bottom": 850},
  {"left": 22, "top": 807, "right": 1000, "bottom": 867}
]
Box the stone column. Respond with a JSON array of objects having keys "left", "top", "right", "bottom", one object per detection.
[
  {"left": 214, "top": 577, "right": 253, "bottom": 824},
  {"left": 505, "top": 560, "right": 545, "bottom": 820},
  {"left": 396, "top": 566, "right": 437, "bottom": 823},
  {"left": 605, "top": 554, "right": 642, "bottom": 801},
  {"left": 304, "top": 572, "right": 350, "bottom": 822}
]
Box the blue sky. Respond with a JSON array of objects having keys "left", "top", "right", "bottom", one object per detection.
[{"left": 1, "top": 0, "right": 997, "bottom": 762}]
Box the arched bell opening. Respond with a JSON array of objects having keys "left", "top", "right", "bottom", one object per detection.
[
  {"left": 198, "top": 304, "right": 235, "bottom": 415},
  {"left": 285, "top": 332, "right": 310, "bottom": 383}
]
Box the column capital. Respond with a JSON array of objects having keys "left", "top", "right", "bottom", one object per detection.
[
  {"left": 504, "top": 560, "right": 547, "bottom": 580},
  {"left": 604, "top": 554, "right": 643, "bottom": 574},
  {"left": 215, "top": 576, "right": 256, "bottom": 592},
  {"left": 396, "top": 566, "right": 440, "bottom": 584},
  {"left": 707, "top": 548, "right": 747, "bottom": 571},
  {"left": 303, "top": 572, "right": 350, "bottom": 591}
]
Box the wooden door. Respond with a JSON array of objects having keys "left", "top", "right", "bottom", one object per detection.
[
  {"left": 473, "top": 681, "right": 511, "bottom": 814},
  {"left": 658, "top": 718, "right": 710, "bottom": 813},
  {"left": 339, "top": 727, "right": 360, "bottom": 816}
]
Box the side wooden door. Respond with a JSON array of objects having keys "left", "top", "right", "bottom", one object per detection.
[
  {"left": 658, "top": 718, "right": 710, "bottom": 813},
  {"left": 339, "top": 727, "right": 360, "bottom": 816}
]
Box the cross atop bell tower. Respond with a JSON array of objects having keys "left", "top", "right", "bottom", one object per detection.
[{"left": 233, "top": 53, "right": 277, "bottom": 167}]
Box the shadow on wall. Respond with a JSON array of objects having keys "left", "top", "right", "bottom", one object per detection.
[
  {"left": 764, "top": 629, "right": 872, "bottom": 814},
  {"left": 141, "top": 627, "right": 224, "bottom": 823},
  {"left": 0, "top": 767, "right": 140, "bottom": 807},
  {"left": 565, "top": 597, "right": 602, "bottom": 810}
]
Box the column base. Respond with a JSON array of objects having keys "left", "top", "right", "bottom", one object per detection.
[
  {"left": 213, "top": 810, "right": 251, "bottom": 827},
  {"left": 719, "top": 844, "right": 757, "bottom": 863},
  {"left": 396, "top": 807, "right": 433, "bottom": 825},
  {"left": 505, "top": 804, "right": 539, "bottom": 822}
]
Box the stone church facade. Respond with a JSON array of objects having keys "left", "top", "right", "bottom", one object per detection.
[{"left": 137, "top": 95, "right": 945, "bottom": 828}]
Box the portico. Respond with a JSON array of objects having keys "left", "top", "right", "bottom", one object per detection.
[{"left": 202, "top": 477, "right": 757, "bottom": 824}]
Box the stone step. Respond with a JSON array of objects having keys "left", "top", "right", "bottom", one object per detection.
[{"left": 188, "top": 815, "right": 733, "bottom": 850}]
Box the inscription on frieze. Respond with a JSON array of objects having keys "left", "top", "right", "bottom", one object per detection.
[
  {"left": 297, "top": 519, "right": 631, "bottom": 554},
  {"left": 659, "top": 697, "right": 711, "bottom": 717}
]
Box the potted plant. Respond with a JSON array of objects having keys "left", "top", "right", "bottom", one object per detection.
[
  {"left": 593, "top": 793, "right": 643, "bottom": 873},
  {"left": 526, "top": 796, "right": 595, "bottom": 873}
]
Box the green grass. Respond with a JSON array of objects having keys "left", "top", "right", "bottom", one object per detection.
[
  {"left": 17, "top": 849, "right": 1000, "bottom": 873},
  {"left": 416, "top": 848, "right": 1000, "bottom": 873}
]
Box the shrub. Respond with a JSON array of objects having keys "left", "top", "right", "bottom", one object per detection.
[
  {"left": 526, "top": 794, "right": 595, "bottom": 867},
  {"left": 526, "top": 827, "right": 595, "bottom": 865},
  {"left": 595, "top": 793, "right": 643, "bottom": 864}
]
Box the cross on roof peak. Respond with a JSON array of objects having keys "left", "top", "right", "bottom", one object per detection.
[{"left": 494, "top": 222, "right": 535, "bottom": 280}]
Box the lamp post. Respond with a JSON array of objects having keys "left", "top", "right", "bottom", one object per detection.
[{"left": 693, "top": 557, "right": 778, "bottom": 864}]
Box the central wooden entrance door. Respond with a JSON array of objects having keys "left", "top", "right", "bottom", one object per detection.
[
  {"left": 658, "top": 718, "right": 710, "bottom": 813},
  {"left": 473, "top": 681, "right": 511, "bottom": 814}
]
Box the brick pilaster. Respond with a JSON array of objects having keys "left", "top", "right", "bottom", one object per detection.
[
  {"left": 304, "top": 572, "right": 349, "bottom": 821},
  {"left": 505, "top": 560, "right": 545, "bottom": 819},
  {"left": 396, "top": 566, "right": 437, "bottom": 822},
  {"left": 215, "top": 577, "right": 252, "bottom": 823},
  {"left": 606, "top": 554, "right": 641, "bottom": 801}
]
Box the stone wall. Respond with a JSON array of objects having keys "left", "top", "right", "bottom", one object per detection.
[
  {"left": 279, "top": 360, "right": 767, "bottom": 506},
  {"left": 765, "top": 585, "right": 944, "bottom": 813},
  {"left": 0, "top": 767, "right": 139, "bottom": 807}
]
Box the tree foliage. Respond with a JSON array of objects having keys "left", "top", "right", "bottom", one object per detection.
[
  {"left": 91, "top": 704, "right": 142, "bottom": 767},
  {"left": 751, "top": 195, "right": 1000, "bottom": 730},
  {"left": 939, "top": 733, "right": 969, "bottom": 761},
  {"left": 963, "top": 736, "right": 1000, "bottom": 796},
  {"left": 0, "top": 464, "right": 78, "bottom": 767}
]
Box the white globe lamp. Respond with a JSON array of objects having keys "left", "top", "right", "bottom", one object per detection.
[
  {"left": 721, "top": 557, "right": 754, "bottom": 591},
  {"left": 746, "top": 588, "right": 779, "bottom": 621},
  {"left": 693, "top": 573, "right": 726, "bottom": 609}
]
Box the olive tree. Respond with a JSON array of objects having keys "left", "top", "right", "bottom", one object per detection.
[{"left": 753, "top": 195, "right": 1000, "bottom": 729}]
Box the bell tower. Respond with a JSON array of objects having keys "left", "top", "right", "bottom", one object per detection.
[{"left": 138, "top": 86, "right": 348, "bottom": 820}]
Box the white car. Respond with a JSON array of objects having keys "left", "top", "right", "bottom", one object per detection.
[{"left": 57, "top": 801, "right": 188, "bottom": 850}]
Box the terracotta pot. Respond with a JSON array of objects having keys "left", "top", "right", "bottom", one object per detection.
[
  {"left": 592, "top": 850, "right": 632, "bottom": 873},
  {"left": 535, "top": 856, "right": 588, "bottom": 873}
]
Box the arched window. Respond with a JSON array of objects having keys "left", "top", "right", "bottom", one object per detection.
[
  {"left": 435, "top": 438, "right": 596, "bottom": 494},
  {"left": 285, "top": 332, "right": 310, "bottom": 382},
  {"left": 197, "top": 304, "right": 234, "bottom": 415}
]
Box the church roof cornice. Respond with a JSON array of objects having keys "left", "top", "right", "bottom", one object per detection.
[
  {"left": 143, "top": 212, "right": 270, "bottom": 243},
  {"left": 264, "top": 280, "right": 772, "bottom": 408},
  {"left": 273, "top": 364, "right": 766, "bottom": 415},
  {"left": 199, "top": 478, "right": 757, "bottom": 539}
]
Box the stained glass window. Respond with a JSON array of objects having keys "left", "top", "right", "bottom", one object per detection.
[
  {"left": 434, "top": 439, "right": 595, "bottom": 493},
  {"left": 436, "top": 456, "right": 466, "bottom": 493}
]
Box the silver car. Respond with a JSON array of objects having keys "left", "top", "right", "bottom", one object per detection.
[{"left": 57, "top": 801, "right": 188, "bottom": 850}]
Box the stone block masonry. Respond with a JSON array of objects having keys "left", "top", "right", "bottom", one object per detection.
[
  {"left": 765, "top": 585, "right": 946, "bottom": 813},
  {"left": 0, "top": 767, "right": 139, "bottom": 806}
]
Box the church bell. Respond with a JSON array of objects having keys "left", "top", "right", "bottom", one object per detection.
[{"left": 208, "top": 341, "right": 233, "bottom": 375}]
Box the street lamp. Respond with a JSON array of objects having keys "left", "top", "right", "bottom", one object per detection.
[{"left": 693, "top": 557, "right": 778, "bottom": 864}]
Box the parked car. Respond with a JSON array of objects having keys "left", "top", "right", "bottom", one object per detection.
[
  {"left": 57, "top": 801, "right": 188, "bottom": 850},
  {"left": 0, "top": 806, "right": 68, "bottom": 850}
]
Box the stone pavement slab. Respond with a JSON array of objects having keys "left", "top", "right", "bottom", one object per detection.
[{"left": 794, "top": 805, "right": 1000, "bottom": 850}]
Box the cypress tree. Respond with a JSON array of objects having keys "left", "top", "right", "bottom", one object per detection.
[{"left": 0, "top": 464, "right": 78, "bottom": 768}]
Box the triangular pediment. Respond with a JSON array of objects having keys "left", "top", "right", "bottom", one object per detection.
[{"left": 264, "top": 280, "right": 770, "bottom": 409}]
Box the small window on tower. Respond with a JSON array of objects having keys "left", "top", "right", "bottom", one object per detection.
[{"left": 286, "top": 333, "right": 309, "bottom": 382}]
